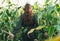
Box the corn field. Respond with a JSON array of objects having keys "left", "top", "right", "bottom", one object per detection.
[{"left": 0, "top": 0, "right": 60, "bottom": 41}]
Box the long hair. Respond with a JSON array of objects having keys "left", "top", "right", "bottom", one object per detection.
[{"left": 23, "top": 3, "right": 34, "bottom": 25}]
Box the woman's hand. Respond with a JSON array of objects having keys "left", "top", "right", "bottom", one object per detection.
[
  {"left": 8, "top": 32, "right": 14, "bottom": 39},
  {"left": 34, "top": 39, "right": 38, "bottom": 41},
  {"left": 44, "top": 32, "right": 48, "bottom": 39}
]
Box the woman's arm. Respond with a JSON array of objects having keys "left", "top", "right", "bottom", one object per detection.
[
  {"left": 33, "top": 15, "right": 39, "bottom": 28},
  {"left": 8, "top": 15, "right": 23, "bottom": 39},
  {"left": 12, "top": 15, "right": 23, "bottom": 35}
]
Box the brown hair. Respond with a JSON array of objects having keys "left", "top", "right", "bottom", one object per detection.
[{"left": 23, "top": 3, "right": 34, "bottom": 25}]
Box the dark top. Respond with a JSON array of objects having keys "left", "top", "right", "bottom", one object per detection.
[{"left": 13, "top": 14, "right": 39, "bottom": 35}]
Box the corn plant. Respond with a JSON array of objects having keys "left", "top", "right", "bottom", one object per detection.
[{"left": 0, "top": 1, "right": 60, "bottom": 41}]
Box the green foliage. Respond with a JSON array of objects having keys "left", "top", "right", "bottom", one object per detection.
[{"left": 0, "top": 2, "right": 60, "bottom": 41}]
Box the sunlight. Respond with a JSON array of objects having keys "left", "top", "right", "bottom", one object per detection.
[{"left": 0, "top": 0, "right": 45, "bottom": 7}]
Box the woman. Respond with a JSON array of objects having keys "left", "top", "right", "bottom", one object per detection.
[{"left": 9, "top": 3, "right": 39, "bottom": 41}]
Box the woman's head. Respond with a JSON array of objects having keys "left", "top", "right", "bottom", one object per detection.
[
  {"left": 24, "top": 3, "right": 32, "bottom": 14},
  {"left": 23, "top": 3, "right": 34, "bottom": 25}
]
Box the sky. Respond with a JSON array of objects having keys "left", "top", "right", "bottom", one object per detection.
[{"left": 0, "top": 0, "right": 45, "bottom": 7}]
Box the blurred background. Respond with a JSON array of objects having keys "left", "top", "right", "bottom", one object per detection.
[
  {"left": 0, "top": 0, "right": 60, "bottom": 41},
  {"left": 0, "top": 0, "right": 60, "bottom": 7}
]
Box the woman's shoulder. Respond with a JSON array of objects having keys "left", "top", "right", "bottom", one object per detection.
[
  {"left": 33, "top": 14, "right": 37, "bottom": 18},
  {"left": 20, "top": 14, "right": 24, "bottom": 18}
]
